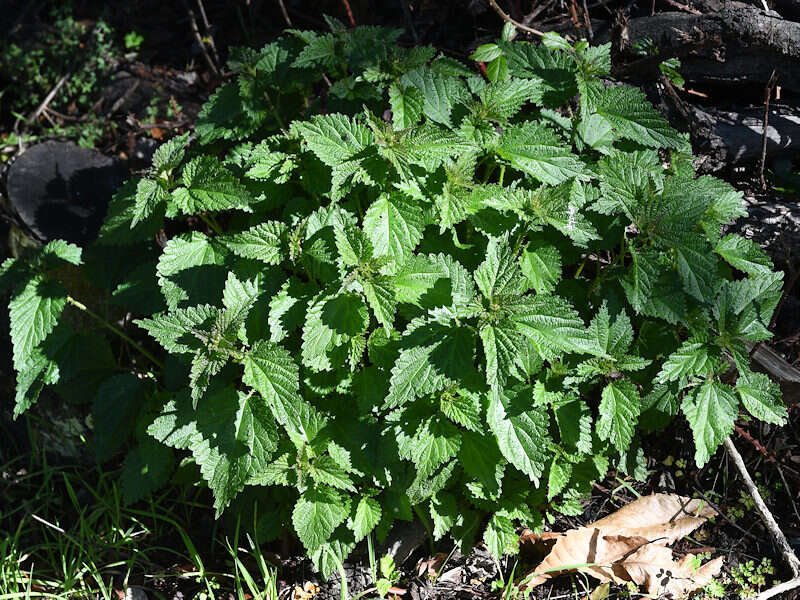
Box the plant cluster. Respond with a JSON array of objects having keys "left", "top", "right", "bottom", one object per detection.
[
  {"left": 2, "top": 19, "right": 788, "bottom": 575},
  {"left": 0, "top": 4, "right": 117, "bottom": 145}
]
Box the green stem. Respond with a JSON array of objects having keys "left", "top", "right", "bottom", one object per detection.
[
  {"left": 66, "top": 296, "right": 164, "bottom": 370},
  {"left": 263, "top": 90, "right": 285, "bottom": 130},
  {"left": 574, "top": 255, "right": 589, "bottom": 278},
  {"left": 199, "top": 213, "right": 223, "bottom": 235},
  {"left": 498, "top": 164, "right": 506, "bottom": 187}
]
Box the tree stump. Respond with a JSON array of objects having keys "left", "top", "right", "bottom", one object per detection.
[{"left": 5, "top": 141, "right": 127, "bottom": 245}]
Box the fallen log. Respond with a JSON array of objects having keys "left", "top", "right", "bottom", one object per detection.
[
  {"left": 690, "top": 104, "right": 800, "bottom": 171},
  {"left": 613, "top": 1, "right": 800, "bottom": 91}
]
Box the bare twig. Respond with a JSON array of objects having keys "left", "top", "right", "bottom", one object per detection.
[
  {"left": 106, "top": 79, "right": 141, "bottom": 118},
  {"left": 181, "top": 0, "right": 220, "bottom": 77},
  {"left": 751, "top": 576, "right": 800, "bottom": 600},
  {"left": 662, "top": 0, "right": 702, "bottom": 14},
  {"left": 759, "top": 70, "right": 778, "bottom": 189},
  {"left": 341, "top": 0, "right": 356, "bottom": 26},
  {"left": 24, "top": 73, "right": 71, "bottom": 126},
  {"left": 723, "top": 437, "right": 800, "bottom": 578},
  {"left": 195, "top": 0, "right": 221, "bottom": 69},
  {"left": 582, "top": 0, "right": 594, "bottom": 40},
  {"left": 488, "top": 0, "right": 545, "bottom": 37},
  {"left": 277, "top": 0, "right": 293, "bottom": 26}
]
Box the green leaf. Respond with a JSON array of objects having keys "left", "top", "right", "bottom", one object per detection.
[
  {"left": 484, "top": 513, "right": 518, "bottom": 558},
  {"left": 351, "top": 497, "right": 382, "bottom": 542},
  {"left": 596, "top": 85, "right": 687, "bottom": 150},
  {"left": 243, "top": 341, "right": 319, "bottom": 442},
  {"left": 38, "top": 240, "right": 83, "bottom": 267},
  {"left": 597, "top": 381, "right": 641, "bottom": 452},
  {"left": 172, "top": 156, "right": 253, "bottom": 214},
  {"left": 674, "top": 235, "right": 719, "bottom": 303},
  {"left": 470, "top": 43, "right": 503, "bottom": 62},
  {"left": 548, "top": 457, "right": 572, "bottom": 500},
  {"left": 122, "top": 438, "right": 174, "bottom": 505},
  {"left": 293, "top": 33, "right": 337, "bottom": 68},
  {"left": 363, "top": 194, "right": 424, "bottom": 271},
  {"left": 149, "top": 386, "right": 279, "bottom": 514},
  {"left": 553, "top": 396, "right": 592, "bottom": 454},
  {"left": 480, "top": 319, "right": 526, "bottom": 388},
  {"left": 156, "top": 231, "right": 229, "bottom": 310},
  {"left": 397, "top": 416, "right": 461, "bottom": 477},
  {"left": 132, "top": 178, "right": 169, "bottom": 226},
  {"left": 495, "top": 121, "right": 586, "bottom": 185},
  {"left": 714, "top": 234, "right": 773, "bottom": 276},
  {"left": 505, "top": 294, "right": 592, "bottom": 358},
  {"left": 334, "top": 225, "right": 373, "bottom": 267},
  {"left": 10, "top": 276, "right": 67, "bottom": 370},
  {"left": 478, "top": 79, "right": 538, "bottom": 121},
  {"left": 587, "top": 302, "right": 633, "bottom": 357},
  {"left": 736, "top": 373, "right": 787, "bottom": 425},
  {"left": 363, "top": 276, "right": 397, "bottom": 330},
  {"left": 487, "top": 386, "right": 550, "bottom": 485},
  {"left": 440, "top": 389, "right": 483, "bottom": 432},
  {"left": 385, "top": 321, "right": 476, "bottom": 409},
  {"left": 220, "top": 222, "right": 288, "bottom": 265},
  {"left": 657, "top": 341, "right": 716, "bottom": 383},
  {"left": 302, "top": 292, "right": 369, "bottom": 372},
  {"left": 136, "top": 304, "right": 217, "bottom": 354},
  {"left": 430, "top": 491, "right": 459, "bottom": 540},
  {"left": 459, "top": 431, "right": 504, "bottom": 497},
  {"left": 474, "top": 235, "right": 526, "bottom": 301},
  {"left": 152, "top": 132, "right": 189, "bottom": 173},
  {"left": 311, "top": 455, "right": 355, "bottom": 491},
  {"left": 292, "top": 114, "right": 373, "bottom": 167},
  {"left": 293, "top": 486, "right": 351, "bottom": 552},
  {"left": 500, "top": 40, "right": 577, "bottom": 105},
  {"left": 520, "top": 241, "right": 561, "bottom": 294},
  {"left": 401, "top": 67, "right": 467, "bottom": 126},
  {"left": 268, "top": 278, "right": 314, "bottom": 343},
  {"left": 681, "top": 380, "right": 738, "bottom": 467},
  {"left": 621, "top": 247, "right": 661, "bottom": 314},
  {"left": 93, "top": 374, "right": 145, "bottom": 461},
  {"left": 245, "top": 147, "right": 296, "bottom": 183},
  {"left": 389, "top": 83, "right": 424, "bottom": 130}
]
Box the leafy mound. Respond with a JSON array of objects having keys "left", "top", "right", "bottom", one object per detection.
[{"left": 2, "top": 20, "right": 787, "bottom": 575}]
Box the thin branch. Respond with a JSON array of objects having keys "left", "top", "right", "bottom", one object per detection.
[
  {"left": 181, "top": 0, "right": 220, "bottom": 77},
  {"left": 67, "top": 296, "right": 164, "bottom": 370},
  {"left": 723, "top": 437, "right": 800, "bottom": 578},
  {"left": 195, "top": 0, "right": 221, "bottom": 69},
  {"left": 341, "top": 0, "right": 357, "bottom": 26},
  {"left": 488, "top": 0, "right": 545, "bottom": 37},
  {"left": 759, "top": 70, "right": 778, "bottom": 189},
  {"left": 24, "top": 73, "right": 71, "bottom": 126},
  {"left": 277, "top": 0, "right": 293, "bottom": 26},
  {"left": 751, "top": 576, "right": 800, "bottom": 600},
  {"left": 662, "top": 0, "right": 702, "bottom": 15}
]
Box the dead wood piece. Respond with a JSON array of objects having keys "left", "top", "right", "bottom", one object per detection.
[
  {"left": 759, "top": 71, "right": 779, "bottom": 189},
  {"left": 618, "top": 2, "right": 800, "bottom": 91},
  {"left": 745, "top": 342, "right": 800, "bottom": 383},
  {"left": 691, "top": 104, "right": 800, "bottom": 170}
]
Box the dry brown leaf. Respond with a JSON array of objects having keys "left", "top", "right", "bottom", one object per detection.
[
  {"left": 416, "top": 552, "right": 448, "bottom": 578},
  {"left": 523, "top": 494, "right": 721, "bottom": 598},
  {"left": 620, "top": 544, "right": 724, "bottom": 597}
]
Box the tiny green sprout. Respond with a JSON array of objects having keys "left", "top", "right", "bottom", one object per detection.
[
  {"left": 124, "top": 31, "right": 144, "bottom": 50},
  {"left": 375, "top": 554, "right": 399, "bottom": 598}
]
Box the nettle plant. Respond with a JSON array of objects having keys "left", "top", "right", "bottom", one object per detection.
[{"left": 3, "top": 20, "right": 788, "bottom": 573}]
